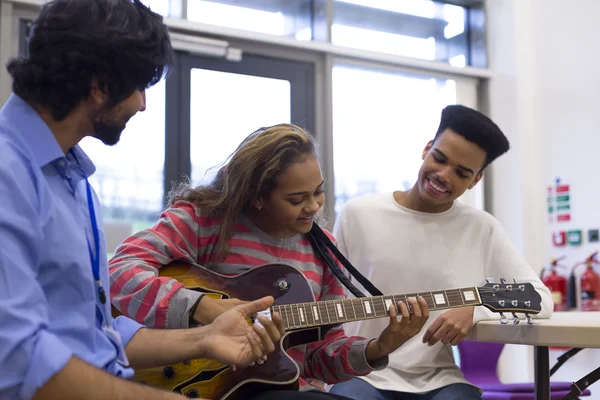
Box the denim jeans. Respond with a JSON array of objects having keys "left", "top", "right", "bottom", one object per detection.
[{"left": 329, "top": 378, "right": 482, "bottom": 400}]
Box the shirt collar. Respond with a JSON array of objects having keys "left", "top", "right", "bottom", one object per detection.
[{"left": 1, "top": 94, "right": 96, "bottom": 177}]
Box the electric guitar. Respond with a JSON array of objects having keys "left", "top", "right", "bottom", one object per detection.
[{"left": 118, "top": 262, "right": 543, "bottom": 399}]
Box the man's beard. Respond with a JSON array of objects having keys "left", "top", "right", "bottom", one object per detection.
[{"left": 92, "top": 109, "right": 127, "bottom": 146}]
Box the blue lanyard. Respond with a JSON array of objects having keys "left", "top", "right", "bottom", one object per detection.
[{"left": 85, "top": 179, "right": 107, "bottom": 305}]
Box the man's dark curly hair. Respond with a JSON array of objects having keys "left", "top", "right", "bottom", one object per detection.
[
  {"left": 434, "top": 105, "right": 510, "bottom": 170},
  {"left": 6, "top": 0, "right": 174, "bottom": 121}
]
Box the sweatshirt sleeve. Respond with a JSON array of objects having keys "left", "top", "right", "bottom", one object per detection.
[
  {"left": 473, "top": 219, "right": 554, "bottom": 324},
  {"left": 108, "top": 201, "right": 209, "bottom": 329}
]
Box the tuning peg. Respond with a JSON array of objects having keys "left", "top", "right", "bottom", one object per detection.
[
  {"left": 513, "top": 278, "right": 517, "bottom": 283},
  {"left": 486, "top": 277, "right": 494, "bottom": 283},
  {"left": 525, "top": 313, "right": 533, "bottom": 324},
  {"left": 499, "top": 312, "right": 509, "bottom": 324},
  {"left": 512, "top": 312, "right": 520, "bottom": 325},
  {"left": 500, "top": 278, "right": 506, "bottom": 284}
]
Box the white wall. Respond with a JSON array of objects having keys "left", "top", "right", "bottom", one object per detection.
[{"left": 486, "top": 0, "right": 600, "bottom": 395}]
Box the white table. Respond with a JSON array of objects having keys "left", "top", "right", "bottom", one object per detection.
[{"left": 468, "top": 312, "right": 600, "bottom": 399}]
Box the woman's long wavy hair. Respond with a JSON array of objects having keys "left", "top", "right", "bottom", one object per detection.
[{"left": 168, "top": 123, "right": 318, "bottom": 256}]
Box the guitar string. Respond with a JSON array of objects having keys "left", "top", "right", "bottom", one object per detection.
[{"left": 269, "top": 290, "right": 533, "bottom": 325}]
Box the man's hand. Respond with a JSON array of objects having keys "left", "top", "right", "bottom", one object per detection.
[
  {"left": 193, "top": 296, "right": 247, "bottom": 325},
  {"left": 365, "top": 296, "right": 429, "bottom": 361},
  {"left": 204, "top": 296, "right": 285, "bottom": 369},
  {"left": 422, "top": 305, "right": 475, "bottom": 346}
]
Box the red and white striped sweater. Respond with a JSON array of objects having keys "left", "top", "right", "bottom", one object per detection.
[{"left": 108, "top": 200, "right": 386, "bottom": 391}]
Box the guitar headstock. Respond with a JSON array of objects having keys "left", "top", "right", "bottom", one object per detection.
[{"left": 478, "top": 278, "right": 542, "bottom": 325}]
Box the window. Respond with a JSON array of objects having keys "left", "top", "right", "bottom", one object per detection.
[
  {"left": 332, "top": 0, "right": 470, "bottom": 66},
  {"left": 172, "top": 52, "right": 314, "bottom": 188},
  {"left": 332, "top": 64, "right": 458, "bottom": 214},
  {"left": 187, "top": 0, "right": 314, "bottom": 40},
  {"left": 141, "top": 0, "right": 170, "bottom": 16},
  {"left": 80, "top": 80, "right": 166, "bottom": 237},
  {"left": 189, "top": 69, "right": 291, "bottom": 185}
]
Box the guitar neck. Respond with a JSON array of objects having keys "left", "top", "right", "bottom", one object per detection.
[{"left": 271, "top": 287, "right": 481, "bottom": 331}]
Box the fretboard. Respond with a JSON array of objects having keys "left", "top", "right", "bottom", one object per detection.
[{"left": 271, "top": 287, "right": 481, "bottom": 331}]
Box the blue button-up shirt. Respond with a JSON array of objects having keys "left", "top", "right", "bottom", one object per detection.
[{"left": 0, "top": 95, "right": 144, "bottom": 399}]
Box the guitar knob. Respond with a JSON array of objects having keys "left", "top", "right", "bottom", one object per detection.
[
  {"left": 499, "top": 312, "right": 508, "bottom": 324},
  {"left": 512, "top": 312, "right": 520, "bottom": 325},
  {"left": 162, "top": 366, "right": 176, "bottom": 380},
  {"left": 525, "top": 313, "right": 533, "bottom": 324},
  {"left": 187, "top": 389, "right": 200, "bottom": 398},
  {"left": 277, "top": 279, "right": 289, "bottom": 291}
]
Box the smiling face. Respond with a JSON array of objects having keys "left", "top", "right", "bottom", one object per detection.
[
  {"left": 414, "top": 128, "right": 486, "bottom": 212},
  {"left": 255, "top": 155, "right": 324, "bottom": 238}
]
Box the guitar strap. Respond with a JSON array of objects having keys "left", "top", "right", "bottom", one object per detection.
[{"left": 308, "top": 223, "right": 383, "bottom": 298}]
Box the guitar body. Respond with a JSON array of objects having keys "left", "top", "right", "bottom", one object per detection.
[{"left": 131, "top": 263, "right": 324, "bottom": 399}]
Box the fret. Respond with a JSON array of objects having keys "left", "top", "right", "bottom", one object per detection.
[
  {"left": 349, "top": 299, "right": 357, "bottom": 320},
  {"left": 441, "top": 290, "right": 450, "bottom": 308},
  {"left": 391, "top": 295, "right": 398, "bottom": 313},
  {"left": 383, "top": 295, "right": 393, "bottom": 315},
  {"left": 290, "top": 304, "right": 300, "bottom": 327},
  {"left": 362, "top": 298, "right": 370, "bottom": 318},
  {"left": 284, "top": 304, "right": 293, "bottom": 329},
  {"left": 312, "top": 304, "right": 320, "bottom": 323},
  {"left": 352, "top": 298, "right": 365, "bottom": 320},
  {"left": 272, "top": 305, "right": 285, "bottom": 329},
  {"left": 298, "top": 303, "right": 305, "bottom": 326},
  {"left": 304, "top": 303, "right": 315, "bottom": 326},
  {"left": 285, "top": 304, "right": 296, "bottom": 328},
  {"left": 290, "top": 304, "right": 299, "bottom": 327},
  {"left": 431, "top": 291, "right": 448, "bottom": 310},
  {"left": 335, "top": 301, "right": 346, "bottom": 320},
  {"left": 341, "top": 299, "right": 355, "bottom": 321},
  {"left": 349, "top": 298, "right": 358, "bottom": 319},
  {"left": 363, "top": 298, "right": 374, "bottom": 317},
  {"left": 377, "top": 296, "right": 387, "bottom": 316},
  {"left": 401, "top": 293, "right": 409, "bottom": 308},
  {"left": 405, "top": 293, "right": 416, "bottom": 313},
  {"left": 297, "top": 304, "right": 306, "bottom": 326},
  {"left": 326, "top": 300, "right": 339, "bottom": 323},
  {"left": 461, "top": 287, "right": 477, "bottom": 305},
  {"left": 319, "top": 301, "right": 331, "bottom": 324},
  {"left": 370, "top": 297, "right": 377, "bottom": 316},
  {"left": 442, "top": 289, "right": 453, "bottom": 307},
  {"left": 428, "top": 291, "right": 435, "bottom": 310}
]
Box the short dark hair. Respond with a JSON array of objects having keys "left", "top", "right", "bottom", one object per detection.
[
  {"left": 6, "top": 0, "right": 174, "bottom": 121},
  {"left": 434, "top": 104, "right": 510, "bottom": 169}
]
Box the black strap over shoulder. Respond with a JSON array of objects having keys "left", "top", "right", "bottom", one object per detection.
[{"left": 308, "top": 223, "right": 383, "bottom": 298}]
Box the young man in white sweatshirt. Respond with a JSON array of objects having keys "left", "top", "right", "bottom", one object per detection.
[{"left": 329, "top": 105, "right": 554, "bottom": 400}]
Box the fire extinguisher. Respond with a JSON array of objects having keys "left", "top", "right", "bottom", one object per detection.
[
  {"left": 569, "top": 252, "right": 600, "bottom": 311},
  {"left": 540, "top": 256, "right": 568, "bottom": 311}
]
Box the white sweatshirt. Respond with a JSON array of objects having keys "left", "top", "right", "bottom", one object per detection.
[{"left": 333, "top": 192, "right": 554, "bottom": 394}]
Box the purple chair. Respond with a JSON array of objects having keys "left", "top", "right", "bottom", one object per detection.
[{"left": 457, "top": 340, "right": 591, "bottom": 399}]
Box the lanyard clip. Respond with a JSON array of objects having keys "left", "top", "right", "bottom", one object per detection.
[{"left": 96, "top": 280, "right": 107, "bottom": 304}]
